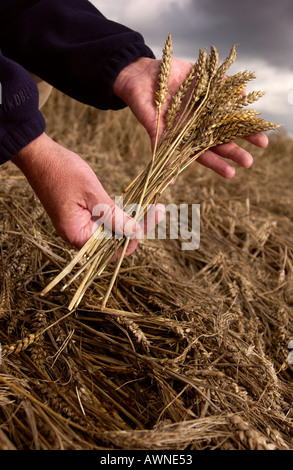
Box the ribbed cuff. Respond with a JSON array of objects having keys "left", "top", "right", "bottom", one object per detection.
[
  {"left": 100, "top": 41, "right": 156, "bottom": 110},
  {"left": 0, "top": 110, "right": 46, "bottom": 164}
]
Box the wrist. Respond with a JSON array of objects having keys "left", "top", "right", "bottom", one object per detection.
[{"left": 11, "top": 133, "right": 53, "bottom": 173}]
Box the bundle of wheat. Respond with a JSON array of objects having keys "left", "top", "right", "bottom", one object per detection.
[{"left": 41, "top": 35, "right": 279, "bottom": 310}]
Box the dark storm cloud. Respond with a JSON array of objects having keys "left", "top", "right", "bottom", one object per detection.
[{"left": 158, "top": 0, "right": 293, "bottom": 68}]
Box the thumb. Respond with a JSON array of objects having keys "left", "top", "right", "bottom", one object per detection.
[
  {"left": 91, "top": 192, "right": 140, "bottom": 240},
  {"left": 107, "top": 203, "right": 166, "bottom": 263}
]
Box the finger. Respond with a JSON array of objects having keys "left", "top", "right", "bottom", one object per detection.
[
  {"left": 109, "top": 204, "right": 166, "bottom": 262},
  {"left": 242, "top": 132, "right": 269, "bottom": 148},
  {"left": 91, "top": 181, "right": 140, "bottom": 239},
  {"left": 197, "top": 150, "right": 236, "bottom": 178},
  {"left": 92, "top": 202, "right": 138, "bottom": 238},
  {"left": 139, "top": 203, "right": 166, "bottom": 235},
  {"left": 211, "top": 141, "right": 253, "bottom": 168},
  {"left": 109, "top": 238, "right": 139, "bottom": 263}
]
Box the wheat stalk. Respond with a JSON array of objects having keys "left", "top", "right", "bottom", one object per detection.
[{"left": 41, "top": 36, "right": 279, "bottom": 310}]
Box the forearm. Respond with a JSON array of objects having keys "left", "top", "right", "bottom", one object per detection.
[{"left": 0, "top": 0, "right": 155, "bottom": 110}]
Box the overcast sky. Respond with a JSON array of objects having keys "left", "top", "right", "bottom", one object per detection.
[{"left": 91, "top": 0, "right": 293, "bottom": 133}]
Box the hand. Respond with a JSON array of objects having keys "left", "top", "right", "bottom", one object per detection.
[
  {"left": 12, "top": 133, "right": 165, "bottom": 254},
  {"left": 114, "top": 57, "right": 269, "bottom": 178}
]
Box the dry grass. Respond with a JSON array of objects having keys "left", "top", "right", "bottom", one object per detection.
[{"left": 0, "top": 57, "right": 292, "bottom": 449}]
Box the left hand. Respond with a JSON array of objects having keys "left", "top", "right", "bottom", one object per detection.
[
  {"left": 12, "top": 133, "right": 165, "bottom": 254},
  {"left": 114, "top": 57, "right": 269, "bottom": 178}
]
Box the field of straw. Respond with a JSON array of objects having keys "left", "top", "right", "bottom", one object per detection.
[{"left": 0, "top": 86, "right": 293, "bottom": 450}]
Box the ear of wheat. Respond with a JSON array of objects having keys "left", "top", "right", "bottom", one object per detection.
[{"left": 41, "top": 35, "right": 279, "bottom": 310}]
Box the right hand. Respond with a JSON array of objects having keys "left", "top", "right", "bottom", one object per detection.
[{"left": 114, "top": 57, "right": 269, "bottom": 179}]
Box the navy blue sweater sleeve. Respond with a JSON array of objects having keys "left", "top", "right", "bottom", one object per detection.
[
  {"left": 0, "top": 51, "right": 46, "bottom": 164},
  {"left": 0, "top": 0, "right": 155, "bottom": 111}
]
